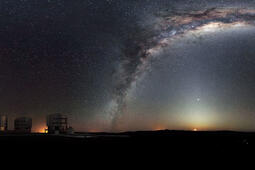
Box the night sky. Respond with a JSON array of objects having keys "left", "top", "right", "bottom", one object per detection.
[{"left": 1, "top": 0, "right": 255, "bottom": 132}]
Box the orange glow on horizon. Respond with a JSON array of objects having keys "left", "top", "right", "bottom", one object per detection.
[
  {"left": 34, "top": 126, "right": 48, "bottom": 133},
  {"left": 154, "top": 126, "right": 166, "bottom": 131},
  {"left": 87, "top": 129, "right": 100, "bottom": 133}
]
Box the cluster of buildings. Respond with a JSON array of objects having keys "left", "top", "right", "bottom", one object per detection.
[{"left": 0, "top": 113, "right": 74, "bottom": 134}]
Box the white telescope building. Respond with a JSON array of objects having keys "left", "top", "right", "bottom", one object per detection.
[
  {"left": 14, "top": 117, "right": 32, "bottom": 133},
  {"left": 47, "top": 113, "right": 68, "bottom": 134}
]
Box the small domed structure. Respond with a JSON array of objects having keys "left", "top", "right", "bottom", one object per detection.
[{"left": 0, "top": 115, "right": 8, "bottom": 131}]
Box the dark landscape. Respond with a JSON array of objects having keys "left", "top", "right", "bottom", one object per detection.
[{"left": 1, "top": 130, "right": 254, "bottom": 147}]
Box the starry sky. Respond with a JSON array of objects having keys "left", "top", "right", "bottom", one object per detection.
[{"left": 1, "top": 0, "right": 255, "bottom": 132}]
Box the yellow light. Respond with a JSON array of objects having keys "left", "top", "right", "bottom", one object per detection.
[
  {"left": 36, "top": 126, "right": 48, "bottom": 133},
  {"left": 193, "top": 128, "right": 198, "bottom": 131}
]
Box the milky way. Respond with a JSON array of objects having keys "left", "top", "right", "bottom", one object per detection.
[
  {"left": 108, "top": 7, "right": 255, "bottom": 130},
  {"left": 2, "top": 1, "right": 255, "bottom": 132}
]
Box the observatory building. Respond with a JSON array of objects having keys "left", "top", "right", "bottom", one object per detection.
[
  {"left": 14, "top": 117, "right": 32, "bottom": 133},
  {"left": 47, "top": 113, "right": 68, "bottom": 134},
  {"left": 0, "top": 115, "right": 8, "bottom": 131}
]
